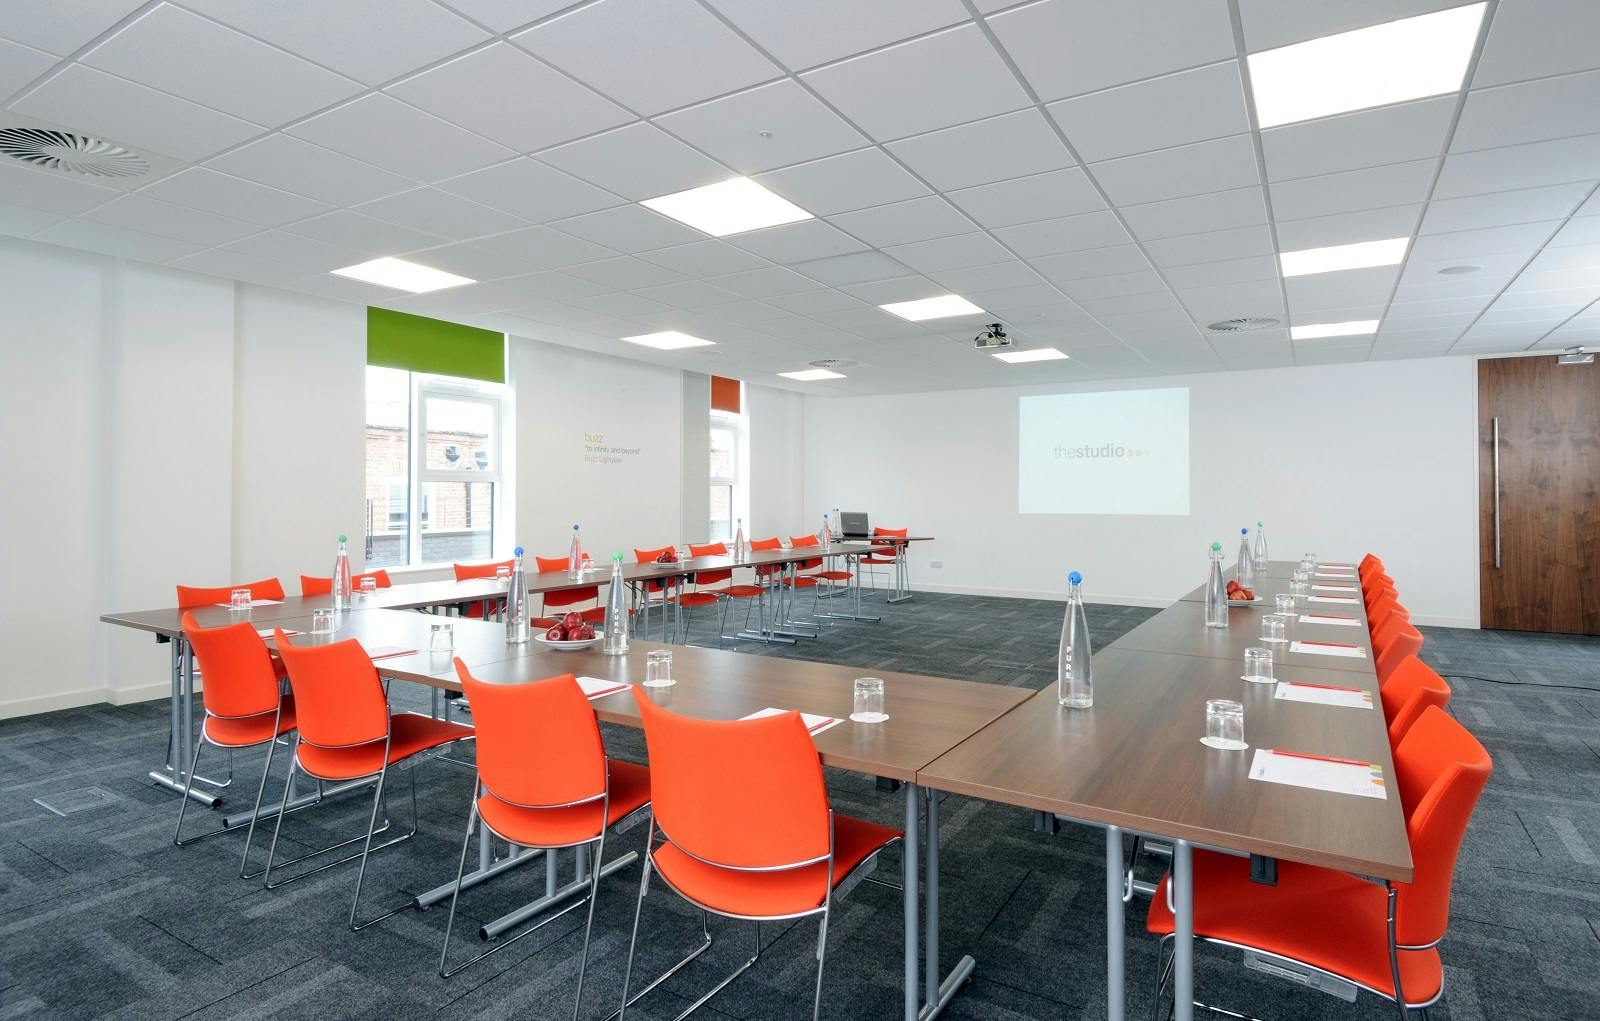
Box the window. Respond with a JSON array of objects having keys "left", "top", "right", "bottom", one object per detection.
[
  {"left": 365, "top": 366, "right": 505, "bottom": 568},
  {"left": 709, "top": 404, "right": 746, "bottom": 541}
]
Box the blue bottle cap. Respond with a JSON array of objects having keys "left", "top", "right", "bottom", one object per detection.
[
  {"left": 1068, "top": 570, "right": 1082, "bottom": 585},
  {"left": 514, "top": 546, "right": 524, "bottom": 556},
  {"left": 572, "top": 523, "right": 579, "bottom": 529},
  {"left": 1241, "top": 526, "right": 1248, "bottom": 534}
]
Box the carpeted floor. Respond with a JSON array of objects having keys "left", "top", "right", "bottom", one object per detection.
[{"left": 2, "top": 593, "right": 1597, "bottom": 1020}]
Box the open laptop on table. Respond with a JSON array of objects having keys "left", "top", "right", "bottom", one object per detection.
[{"left": 838, "top": 511, "right": 870, "bottom": 538}]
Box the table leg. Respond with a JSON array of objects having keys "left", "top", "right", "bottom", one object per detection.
[
  {"left": 1106, "top": 826, "right": 1125, "bottom": 1021},
  {"left": 1173, "top": 839, "right": 1193, "bottom": 1021},
  {"left": 903, "top": 782, "right": 919, "bottom": 1021},
  {"left": 149, "top": 637, "right": 221, "bottom": 806},
  {"left": 920, "top": 789, "right": 974, "bottom": 1021},
  {"left": 817, "top": 554, "right": 881, "bottom": 623},
  {"left": 887, "top": 543, "right": 913, "bottom": 604}
]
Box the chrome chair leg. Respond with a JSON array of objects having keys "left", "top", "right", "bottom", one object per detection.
[
  {"left": 438, "top": 796, "right": 479, "bottom": 977},
  {"left": 812, "top": 903, "right": 831, "bottom": 1021},
  {"left": 261, "top": 739, "right": 408, "bottom": 892},
  {"left": 171, "top": 731, "right": 209, "bottom": 845},
  {"left": 237, "top": 734, "right": 279, "bottom": 878},
  {"left": 572, "top": 828, "right": 608, "bottom": 1021},
  {"left": 349, "top": 764, "right": 421, "bottom": 931}
]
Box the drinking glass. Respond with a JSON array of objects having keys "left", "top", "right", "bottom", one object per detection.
[
  {"left": 430, "top": 621, "right": 454, "bottom": 652},
  {"left": 230, "top": 588, "right": 251, "bottom": 610},
  {"left": 1243, "top": 646, "right": 1275, "bottom": 683},
  {"left": 359, "top": 576, "right": 378, "bottom": 597},
  {"left": 495, "top": 565, "right": 511, "bottom": 581},
  {"left": 1291, "top": 567, "right": 1309, "bottom": 583},
  {"left": 310, "top": 608, "right": 336, "bottom": 635},
  {"left": 1203, "top": 699, "right": 1246, "bottom": 750},
  {"left": 851, "top": 677, "right": 888, "bottom": 723},
  {"left": 1274, "top": 593, "right": 1296, "bottom": 616},
  {"left": 1301, "top": 554, "right": 1317, "bottom": 571},
  {"left": 644, "top": 649, "right": 674, "bottom": 688},
  {"left": 1290, "top": 580, "right": 1310, "bottom": 600},
  {"left": 1260, "top": 614, "right": 1287, "bottom": 644}
]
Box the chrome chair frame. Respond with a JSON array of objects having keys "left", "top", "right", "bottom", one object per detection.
[{"left": 173, "top": 699, "right": 291, "bottom": 879}]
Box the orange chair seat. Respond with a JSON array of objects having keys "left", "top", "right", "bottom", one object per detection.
[
  {"left": 863, "top": 555, "right": 896, "bottom": 565},
  {"left": 814, "top": 570, "right": 851, "bottom": 582},
  {"left": 203, "top": 695, "right": 296, "bottom": 747},
  {"left": 676, "top": 592, "right": 722, "bottom": 609},
  {"left": 297, "top": 712, "right": 473, "bottom": 781},
  {"left": 784, "top": 576, "right": 821, "bottom": 588},
  {"left": 477, "top": 760, "right": 652, "bottom": 847},
  {"left": 1146, "top": 850, "right": 1441, "bottom": 1004},
  {"left": 712, "top": 584, "right": 764, "bottom": 599},
  {"left": 653, "top": 814, "right": 900, "bottom": 918}
]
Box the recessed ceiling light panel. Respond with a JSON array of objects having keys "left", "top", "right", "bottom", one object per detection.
[
  {"left": 1279, "top": 237, "right": 1409, "bottom": 277},
  {"left": 993, "top": 347, "right": 1069, "bottom": 363},
  {"left": 640, "top": 177, "right": 812, "bottom": 237},
  {"left": 620, "top": 330, "right": 715, "bottom": 350},
  {"left": 1248, "top": 4, "right": 1486, "bottom": 128},
  {"left": 1290, "top": 320, "right": 1380, "bottom": 340},
  {"left": 878, "top": 294, "right": 986, "bottom": 321},
  {"left": 331, "top": 256, "right": 474, "bottom": 293},
  {"left": 779, "top": 368, "right": 845, "bottom": 381}
]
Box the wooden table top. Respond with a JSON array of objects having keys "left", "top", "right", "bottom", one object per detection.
[
  {"left": 1110, "top": 599, "right": 1374, "bottom": 675},
  {"left": 916, "top": 647, "right": 1410, "bottom": 880}
]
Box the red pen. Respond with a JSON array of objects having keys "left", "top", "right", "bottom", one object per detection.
[
  {"left": 1287, "top": 680, "right": 1365, "bottom": 693},
  {"left": 1306, "top": 613, "right": 1357, "bottom": 620},
  {"left": 1272, "top": 748, "right": 1372, "bottom": 768}
]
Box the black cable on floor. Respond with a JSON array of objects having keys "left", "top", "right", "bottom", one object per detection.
[{"left": 1437, "top": 672, "right": 1600, "bottom": 695}]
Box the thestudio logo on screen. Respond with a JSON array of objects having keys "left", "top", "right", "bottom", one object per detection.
[
  {"left": 1052, "top": 442, "right": 1155, "bottom": 460},
  {"left": 1018, "top": 387, "right": 1190, "bottom": 516}
]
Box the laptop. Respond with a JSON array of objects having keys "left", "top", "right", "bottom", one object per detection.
[{"left": 838, "top": 511, "right": 869, "bottom": 538}]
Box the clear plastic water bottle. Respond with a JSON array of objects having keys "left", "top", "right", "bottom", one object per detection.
[
  {"left": 568, "top": 523, "right": 583, "bottom": 578},
  {"left": 603, "top": 553, "right": 630, "bottom": 655},
  {"left": 505, "top": 546, "right": 530, "bottom": 644},
  {"left": 820, "top": 512, "right": 831, "bottom": 547},
  {"left": 733, "top": 517, "right": 746, "bottom": 562},
  {"left": 1057, "top": 571, "right": 1093, "bottom": 708},
  {"left": 1204, "top": 542, "right": 1229, "bottom": 629},
  {"left": 1253, "top": 520, "right": 1269, "bottom": 572},
  {"left": 332, "top": 533, "right": 353, "bottom": 611},
  {"left": 1236, "top": 527, "right": 1254, "bottom": 588}
]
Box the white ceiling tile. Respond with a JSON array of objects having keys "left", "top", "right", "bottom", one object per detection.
[
  {"left": 535, "top": 122, "right": 729, "bottom": 200},
  {"left": 636, "top": 240, "right": 771, "bottom": 277},
  {"left": 632, "top": 278, "right": 743, "bottom": 308},
  {"left": 840, "top": 275, "right": 953, "bottom": 305},
  {"left": 709, "top": 266, "right": 824, "bottom": 297},
  {"left": 1071, "top": 292, "right": 1178, "bottom": 317},
  {"left": 1274, "top": 204, "right": 1421, "bottom": 250},
  {"left": 33, "top": 217, "right": 204, "bottom": 262},
  {"left": 471, "top": 225, "right": 619, "bottom": 269},
  {"left": 1433, "top": 133, "right": 1600, "bottom": 199},
  {"left": 1547, "top": 215, "right": 1600, "bottom": 248},
  {"left": 725, "top": 218, "right": 866, "bottom": 262},
  {"left": 0, "top": 37, "right": 57, "bottom": 97},
  {"left": 354, "top": 187, "right": 528, "bottom": 241},
  {"left": 755, "top": 148, "right": 927, "bottom": 215},
  {"left": 180, "top": 0, "right": 491, "bottom": 86},
  {"left": 992, "top": 209, "right": 1132, "bottom": 257},
  {"left": 0, "top": 160, "right": 120, "bottom": 215},
  {"left": 763, "top": 289, "right": 867, "bottom": 315},
  {"left": 1260, "top": 98, "right": 1454, "bottom": 182},
  {"left": 136, "top": 167, "right": 331, "bottom": 227},
  {"left": 551, "top": 204, "right": 706, "bottom": 252},
  {"left": 285, "top": 209, "right": 447, "bottom": 255},
  {"left": 926, "top": 259, "right": 1043, "bottom": 294},
  {"left": 0, "top": 200, "right": 63, "bottom": 236},
  {"left": 1455, "top": 320, "right": 1557, "bottom": 346},
  {"left": 1048, "top": 61, "right": 1248, "bottom": 163},
  {"left": 563, "top": 291, "right": 674, "bottom": 318},
  {"left": 1176, "top": 280, "right": 1286, "bottom": 321},
  {"left": 404, "top": 241, "right": 536, "bottom": 281},
  {"left": 1452, "top": 70, "right": 1600, "bottom": 152},
  {"left": 80, "top": 193, "right": 259, "bottom": 245},
  {"left": 882, "top": 232, "right": 1011, "bottom": 274},
  {"left": 801, "top": 24, "right": 1030, "bottom": 141},
  {"left": 826, "top": 195, "right": 977, "bottom": 247},
  {"left": 561, "top": 256, "right": 688, "bottom": 290},
  {"left": 1284, "top": 265, "right": 1400, "bottom": 313},
  {"left": 221, "top": 228, "right": 366, "bottom": 271},
  {"left": 886, "top": 109, "right": 1073, "bottom": 192},
  {"left": 703, "top": 0, "right": 969, "bottom": 71},
  {"left": 988, "top": 0, "right": 1235, "bottom": 101},
  {"left": 1576, "top": 189, "right": 1600, "bottom": 217},
  {"left": 1267, "top": 160, "right": 1437, "bottom": 221},
  {"left": 655, "top": 79, "right": 867, "bottom": 175},
  {"left": 1420, "top": 182, "right": 1592, "bottom": 235},
  {"left": 435, "top": 0, "right": 575, "bottom": 33},
  {"left": 710, "top": 298, "right": 795, "bottom": 323},
  {"left": 1522, "top": 241, "right": 1600, "bottom": 276},
  {"left": 962, "top": 282, "right": 1070, "bottom": 311},
  {"left": 0, "top": 0, "right": 147, "bottom": 55},
  {"left": 387, "top": 43, "right": 633, "bottom": 152},
  {"left": 1236, "top": 0, "right": 1462, "bottom": 50},
  {"left": 1474, "top": 0, "right": 1600, "bottom": 88},
  {"left": 12, "top": 64, "right": 261, "bottom": 162},
  {"left": 513, "top": 0, "right": 779, "bottom": 116},
  {"left": 205, "top": 134, "right": 416, "bottom": 207},
  {"left": 791, "top": 251, "right": 909, "bottom": 286},
  {"left": 806, "top": 306, "right": 927, "bottom": 338},
  {"left": 1089, "top": 134, "right": 1260, "bottom": 206},
  {"left": 288, "top": 93, "right": 516, "bottom": 182},
  {"left": 1143, "top": 225, "right": 1275, "bottom": 268},
  {"left": 1409, "top": 220, "right": 1560, "bottom": 260},
  {"left": 1489, "top": 286, "right": 1600, "bottom": 312},
  {"left": 1059, "top": 270, "right": 1168, "bottom": 302},
  {"left": 1477, "top": 304, "right": 1582, "bottom": 328},
  {"left": 82, "top": 4, "right": 361, "bottom": 126},
  {"left": 166, "top": 247, "right": 312, "bottom": 288},
  {"left": 1161, "top": 255, "right": 1279, "bottom": 289},
  {"left": 435, "top": 159, "right": 623, "bottom": 223},
  {"left": 1119, "top": 187, "right": 1267, "bottom": 242},
  {"left": 946, "top": 167, "right": 1103, "bottom": 228},
  {"left": 1031, "top": 244, "right": 1153, "bottom": 282}
]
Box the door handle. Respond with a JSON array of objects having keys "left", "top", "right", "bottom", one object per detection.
[{"left": 1491, "top": 416, "right": 1501, "bottom": 570}]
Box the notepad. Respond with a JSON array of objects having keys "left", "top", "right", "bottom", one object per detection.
[
  {"left": 366, "top": 645, "right": 417, "bottom": 660},
  {"left": 1307, "top": 594, "right": 1359, "bottom": 604},
  {"left": 215, "top": 599, "right": 283, "bottom": 608},
  {"left": 1311, "top": 583, "right": 1357, "bottom": 592},
  {"left": 1249, "top": 748, "right": 1386, "bottom": 800},
  {"left": 1289, "top": 640, "right": 1367, "bottom": 659},
  {"left": 1315, "top": 570, "right": 1355, "bottom": 579},
  {"left": 1274, "top": 681, "right": 1374, "bottom": 709},
  {"left": 1298, "top": 613, "right": 1360, "bottom": 627},
  {"left": 742, "top": 707, "right": 843, "bottom": 736},
  {"left": 255, "top": 628, "right": 299, "bottom": 639},
  {"left": 576, "top": 675, "right": 629, "bottom": 700}
]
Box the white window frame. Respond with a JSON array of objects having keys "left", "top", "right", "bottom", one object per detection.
[{"left": 709, "top": 408, "right": 745, "bottom": 541}]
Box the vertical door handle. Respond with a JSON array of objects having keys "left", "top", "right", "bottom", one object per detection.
[{"left": 1491, "top": 416, "right": 1501, "bottom": 570}]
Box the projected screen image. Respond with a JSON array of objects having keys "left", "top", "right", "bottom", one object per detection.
[{"left": 1018, "top": 387, "right": 1190, "bottom": 515}]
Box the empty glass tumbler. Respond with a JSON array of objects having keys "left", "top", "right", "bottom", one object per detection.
[
  {"left": 1204, "top": 699, "right": 1247, "bottom": 750},
  {"left": 1243, "top": 646, "right": 1275, "bottom": 683},
  {"left": 644, "top": 649, "right": 674, "bottom": 688},
  {"left": 230, "top": 588, "right": 251, "bottom": 610},
  {"left": 310, "top": 608, "right": 335, "bottom": 635},
  {"left": 430, "top": 621, "right": 454, "bottom": 652},
  {"left": 1260, "top": 614, "right": 1288, "bottom": 644},
  {"left": 1274, "top": 593, "right": 1296, "bottom": 616},
  {"left": 851, "top": 676, "right": 888, "bottom": 723}
]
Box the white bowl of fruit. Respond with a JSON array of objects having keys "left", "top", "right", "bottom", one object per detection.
[
  {"left": 652, "top": 550, "right": 682, "bottom": 569},
  {"left": 536, "top": 613, "right": 601, "bottom": 650},
  {"left": 1226, "top": 580, "right": 1261, "bottom": 605}
]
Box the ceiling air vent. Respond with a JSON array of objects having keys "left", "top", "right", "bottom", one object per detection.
[
  {"left": 1205, "top": 317, "right": 1281, "bottom": 333},
  {"left": 0, "top": 128, "right": 149, "bottom": 179},
  {"left": 809, "top": 358, "right": 859, "bottom": 369}
]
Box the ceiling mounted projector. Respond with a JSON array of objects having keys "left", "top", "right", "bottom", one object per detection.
[
  {"left": 1557, "top": 346, "right": 1594, "bottom": 365},
  {"left": 973, "top": 323, "right": 1011, "bottom": 350}
]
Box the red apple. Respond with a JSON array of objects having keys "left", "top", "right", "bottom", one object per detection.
[
  {"left": 562, "top": 611, "right": 583, "bottom": 630},
  {"left": 575, "top": 625, "right": 596, "bottom": 640},
  {"left": 546, "top": 625, "right": 566, "bottom": 641}
]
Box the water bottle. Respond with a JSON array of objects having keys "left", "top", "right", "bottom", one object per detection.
[
  {"left": 1057, "top": 571, "right": 1093, "bottom": 708},
  {"left": 568, "top": 523, "right": 583, "bottom": 578},
  {"left": 1236, "top": 527, "right": 1254, "bottom": 588},
  {"left": 1253, "top": 520, "right": 1269, "bottom": 571},
  {"left": 332, "top": 534, "right": 353, "bottom": 611},
  {"left": 733, "top": 517, "right": 746, "bottom": 562},
  {"left": 505, "top": 546, "right": 530, "bottom": 644},
  {"left": 820, "top": 512, "right": 831, "bottom": 547},
  {"left": 603, "top": 553, "right": 630, "bottom": 655},
  {"left": 1204, "top": 542, "right": 1229, "bottom": 629}
]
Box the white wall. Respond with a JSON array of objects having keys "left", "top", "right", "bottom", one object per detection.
[
  {"left": 746, "top": 383, "right": 807, "bottom": 541},
  {"left": 803, "top": 357, "right": 1480, "bottom": 627}
]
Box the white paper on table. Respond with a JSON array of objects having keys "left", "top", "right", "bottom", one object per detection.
[
  {"left": 255, "top": 628, "right": 300, "bottom": 639},
  {"left": 576, "top": 675, "right": 629, "bottom": 700},
  {"left": 742, "top": 706, "right": 843, "bottom": 736},
  {"left": 1298, "top": 613, "right": 1360, "bottom": 627},
  {"left": 1289, "top": 640, "right": 1367, "bottom": 659},
  {"left": 1321, "top": 562, "right": 1356, "bottom": 568},
  {"left": 1274, "top": 681, "right": 1374, "bottom": 709},
  {"left": 1311, "top": 583, "right": 1358, "bottom": 592},
  {"left": 1315, "top": 570, "right": 1355, "bottom": 579},
  {"left": 214, "top": 599, "right": 284, "bottom": 608},
  {"left": 1307, "top": 594, "right": 1359, "bottom": 604},
  {"left": 1249, "top": 748, "right": 1387, "bottom": 800},
  {"left": 366, "top": 645, "right": 418, "bottom": 660}
]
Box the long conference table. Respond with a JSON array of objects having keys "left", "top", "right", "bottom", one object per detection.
[{"left": 99, "top": 555, "right": 1404, "bottom": 1021}]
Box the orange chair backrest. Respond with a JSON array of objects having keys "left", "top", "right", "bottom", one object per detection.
[
  {"left": 300, "top": 570, "right": 391, "bottom": 596},
  {"left": 273, "top": 632, "right": 389, "bottom": 749},
  {"left": 1380, "top": 656, "right": 1451, "bottom": 719},
  {"left": 1374, "top": 620, "right": 1423, "bottom": 683},
  {"left": 454, "top": 559, "right": 514, "bottom": 581},
  {"left": 634, "top": 547, "right": 677, "bottom": 592},
  {"left": 175, "top": 578, "right": 286, "bottom": 609},
  {"left": 687, "top": 543, "right": 732, "bottom": 587},
  {"left": 1391, "top": 706, "right": 1491, "bottom": 946},
  {"left": 748, "top": 537, "right": 782, "bottom": 576},
  {"left": 456, "top": 663, "right": 607, "bottom": 809},
  {"left": 637, "top": 692, "right": 830, "bottom": 870},
  {"left": 1359, "top": 553, "right": 1383, "bottom": 574},
  {"left": 533, "top": 555, "right": 600, "bottom": 608},
  {"left": 181, "top": 612, "right": 282, "bottom": 719},
  {"left": 787, "top": 534, "right": 823, "bottom": 571}
]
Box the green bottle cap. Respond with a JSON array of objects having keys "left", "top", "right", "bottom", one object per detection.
[
  {"left": 1257, "top": 520, "right": 1264, "bottom": 527},
  {"left": 1211, "top": 541, "right": 1222, "bottom": 551},
  {"left": 338, "top": 533, "right": 347, "bottom": 543},
  {"left": 613, "top": 552, "right": 622, "bottom": 561}
]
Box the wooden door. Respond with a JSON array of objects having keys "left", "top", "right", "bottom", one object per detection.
[{"left": 1479, "top": 354, "right": 1600, "bottom": 634}]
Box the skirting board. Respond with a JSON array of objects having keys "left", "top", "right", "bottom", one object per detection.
[{"left": 1, "top": 680, "right": 185, "bottom": 721}]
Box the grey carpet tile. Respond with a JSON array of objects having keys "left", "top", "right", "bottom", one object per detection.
[{"left": 2, "top": 593, "right": 1597, "bottom": 1020}]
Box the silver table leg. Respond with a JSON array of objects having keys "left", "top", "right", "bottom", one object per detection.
[
  {"left": 904, "top": 782, "right": 919, "bottom": 1021},
  {"left": 1106, "top": 826, "right": 1125, "bottom": 1021},
  {"left": 1173, "top": 839, "right": 1193, "bottom": 1021},
  {"left": 887, "top": 543, "right": 913, "bottom": 604},
  {"left": 920, "top": 789, "right": 974, "bottom": 1021},
  {"left": 149, "top": 637, "right": 221, "bottom": 806},
  {"left": 817, "top": 554, "right": 881, "bottom": 623}
]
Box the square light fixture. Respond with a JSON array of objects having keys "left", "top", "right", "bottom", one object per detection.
[
  {"left": 878, "top": 294, "right": 986, "bottom": 321},
  {"left": 1290, "top": 320, "right": 1380, "bottom": 340},
  {"left": 1279, "top": 237, "right": 1409, "bottom": 277},
  {"left": 640, "top": 177, "right": 812, "bottom": 237},
  {"left": 331, "top": 256, "right": 474, "bottom": 293},
  {"left": 778, "top": 368, "right": 846, "bottom": 381},
  {"left": 1248, "top": 4, "right": 1486, "bottom": 128},
  {"left": 993, "top": 347, "right": 1069, "bottom": 363},
  {"left": 620, "top": 330, "right": 715, "bottom": 350}
]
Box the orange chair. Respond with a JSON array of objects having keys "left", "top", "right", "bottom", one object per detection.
[
  {"left": 173, "top": 612, "right": 297, "bottom": 878},
  {"left": 300, "top": 569, "right": 391, "bottom": 596},
  {"left": 264, "top": 631, "right": 473, "bottom": 930},
  {"left": 176, "top": 578, "right": 286, "bottom": 609},
  {"left": 1146, "top": 705, "right": 1491, "bottom": 1019},
  {"left": 747, "top": 536, "right": 784, "bottom": 582},
  {"left": 1367, "top": 591, "right": 1408, "bottom": 635},
  {"left": 1373, "top": 617, "right": 1424, "bottom": 685},
  {"left": 787, "top": 534, "right": 844, "bottom": 623},
  {"left": 440, "top": 666, "right": 651, "bottom": 995},
  {"left": 1359, "top": 553, "right": 1383, "bottom": 575},
  {"left": 453, "top": 559, "right": 515, "bottom": 619},
  {"left": 683, "top": 542, "right": 765, "bottom": 645},
  {"left": 861, "top": 526, "right": 907, "bottom": 593},
  {"left": 634, "top": 546, "right": 682, "bottom": 640},
  {"left": 534, "top": 555, "right": 606, "bottom": 627},
  {"left": 1382, "top": 656, "right": 1452, "bottom": 746},
  {"left": 619, "top": 694, "right": 901, "bottom": 1021}
]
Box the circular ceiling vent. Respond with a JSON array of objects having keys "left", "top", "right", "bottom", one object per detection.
[
  {"left": 809, "top": 358, "right": 859, "bottom": 369},
  {"left": 1205, "top": 317, "right": 1281, "bottom": 333},
  {"left": 0, "top": 128, "right": 149, "bottom": 179}
]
